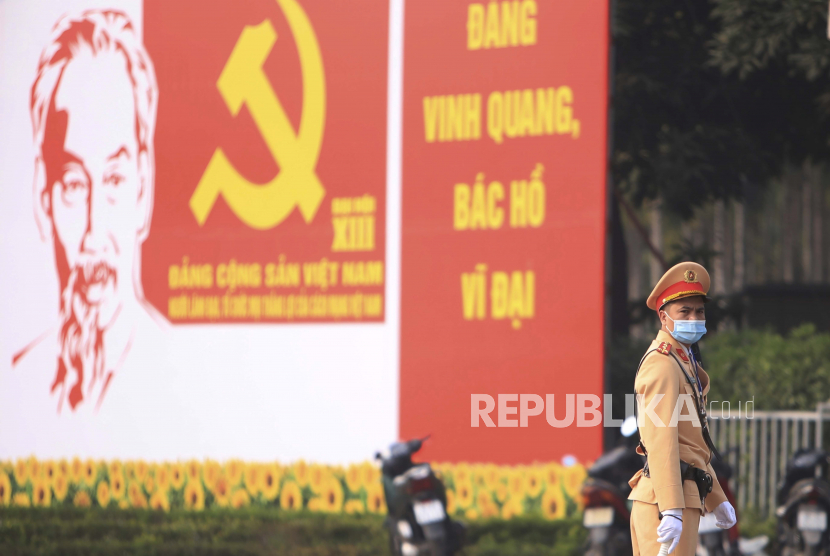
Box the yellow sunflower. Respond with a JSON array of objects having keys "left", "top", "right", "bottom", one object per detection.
[
  {"left": 119, "top": 499, "right": 130, "bottom": 509},
  {"left": 345, "top": 464, "right": 362, "bottom": 494},
  {"left": 308, "top": 464, "right": 328, "bottom": 494},
  {"left": 73, "top": 490, "right": 91, "bottom": 507},
  {"left": 501, "top": 496, "right": 524, "bottom": 519},
  {"left": 476, "top": 488, "right": 493, "bottom": 511},
  {"left": 344, "top": 499, "right": 365, "bottom": 514},
  {"left": 562, "top": 463, "right": 587, "bottom": 499},
  {"left": 320, "top": 477, "right": 344, "bottom": 513},
  {"left": 56, "top": 459, "right": 69, "bottom": 480},
  {"left": 150, "top": 490, "right": 170, "bottom": 512},
  {"left": 261, "top": 463, "right": 281, "bottom": 501},
  {"left": 0, "top": 471, "right": 11, "bottom": 506},
  {"left": 212, "top": 473, "right": 231, "bottom": 507},
  {"left": 544, "top": 462, "right": 563, "bottom": 490},
  {"left": 52, "top": 473, "right": 69, "bottom": 503},
  {"left": 307, "top": 497, "right": 322, "bottom": 512},
  {"left": 124, "top": 461, "right": 136, "bottom": 482},
  {"left": 69, "top": 457, "right": 83, "bottom": 484},
  {"left": 279, "top": 480, "right": 302, "bottom": 510},
  {"left": 170, "top": 463, "right": 185, "bottom": 490},
  {"left": 14, "top": 492, "right": 31, "bottom": 507},
  {"left": 185, "top": 460, "right": 201, "bottom": 484},
  {"left": 203, "top": 460, "right": 221, "bottom": 492},
  {"left": 524, "top": 467, "right": 544, "bottom": 498},
  {"left": 465, "top": 507, "right": 478, "bottom": 520},
  {"left": 472, "top": 464, "right": 487, "bottom": 488},
  {"left": 231, "top": 488, "right": 250, "bottom": 509},
  {"left": 454, "top": 478, "right": 474, "bottom": 510},
  {"left": 225, "top": 460, "right": 244, "bottom": 487},
  {"left": 110, "top": 472, "right": 126, "bottom": 500},
  {"left": 365, "top": 483, "right": 386, "bottom": 514},
  {"left": 292, "top": 460, "right": 309, "bottom": 487},
  {"left": 144, "top": 473, "right": 157, "bottom": 495},
  {"left": 83, "top": 459, "right": 97, "bottom": 486},
  {"left": 128, "top": 482, "right": 148, "bottom": 508},
  {"left": 14, "top": 458, "right": 28, "bottom": 486},
  {"left": 32, "top": 479, "right": 51, "bottom": 507},
  {"left": 454, "top": 462, "right": 472, "bottom": 484},
  {"left": 541, "top": 486, "right": 567, "bottom": 520},
  {"left": 27, "top": 457, "right": 41, "bottom": 482},
  {"left": 507, "top": 469, "right": 525, "bottom": 499},
  {"left": 360, "top": 462, "right": 380, "bottom": 489},
  {"left": 482, "top": 464, "right": 500, "bottom": 491},
  {"left": 184, "top": 480, "right": 205, "bottom": 511},
  {"left": 244, "top": 463, "right": 262, "bottom": 497},
  {"left": 155, "top": 464, "right": 170, "bottom": 493},
  {"left": 42, "top": 460, "right": 56, "bottom": 486},
  {"left": 446, "top": 489, "right": 456, "bottom": 515},
  {"left": 108, "top": 460, "right": 122, "bottom": 479},
  {"left": 480, "top": 497, "right": 499, "bottom": 518},
  {"left": 495, "top": 481, "right": 509, "bottom": 503},
  {"left": 97, "top": 481, "right": 111, "bottom": 508},
  {"left": 135, "top": 460, "right": 149, "bottom": 483}
]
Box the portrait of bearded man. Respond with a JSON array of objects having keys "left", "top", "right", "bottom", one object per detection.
[{"left": 12, "top": 9, "right": 167, "bottom": 413}]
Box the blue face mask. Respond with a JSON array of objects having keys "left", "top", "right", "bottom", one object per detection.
[{"left": 665, "top": 314, "right": 707, "bottom": 344}]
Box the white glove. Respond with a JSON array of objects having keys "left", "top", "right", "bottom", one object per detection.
[
  {"left": 656, "top": 508, "right": 683, "bottom": 554},
  {"left": 713, "top": 501, "right": 736, "bottom": 529}
]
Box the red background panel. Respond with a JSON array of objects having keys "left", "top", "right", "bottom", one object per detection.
[{"left": 400, "top": 0, "right": 609, "bottom": 464}]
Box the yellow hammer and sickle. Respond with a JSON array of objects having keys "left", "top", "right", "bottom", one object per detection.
[{"left": 189, "top": 0, "right": 326, "bottom": 230}]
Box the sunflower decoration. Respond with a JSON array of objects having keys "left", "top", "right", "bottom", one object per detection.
[
  {"left": 482, "top": 464, "right": 500, "bottom": 491},
  {"left": 150, "top": 489, "right": 170, "bottom": 512},
  {"left": 56, "top": 459, "right": 69, "bottom": 480},
  {"left": 144, "top": 469, "right": 157, "bottom": 495},
  {"left": 110, "top": 472, "right": 126, "bottom": 501},
  {"left": 124, "top": 461, "right": 136, "bottom": 482},
  {"left": 291, "top": 460, "right": 309, "bottom": 487},
  {"left": 27, "top": 457, "right": 42, "bottom": 482},
  {"left": 260, "top": 463, "right": 281, "bottom": 502},
  {"left": 184, "top": 480, "right": 205, "bottom": 511},
  {"left": 155, "top": 464, "right": 171, "bottom": 493},
  {"left": 494, "top": 481, "right": 509, "bottom": 503},
  {"left": 52, "top": 473, "right": 69, "bottom": 503},
  {"left": 69, "top": 457, "right": 83, "bottom": 484},
  {"left": 344, "top": 499, "right": 365, "bottom": 514},
  {"left": 170, "top": 463, "right": 186, "bottom": 490},
  {"left": 212, "top": 473, "right": 231, "bottom": 508},
  {"left": 465, "top": 508, "right": 478, "bottom": 520},
  {"left": 82, "top": 459, "right": 97, "bottom": 486},
  {"left": 445, "top": 489, "right": 456, "bottom": 515},
  {"left": 244, "top": 463, "right": 262, "bottom": 497},
  {"left": 453, "top": 462, "right": 472, "bottom": 485},
  {"left": 476, "top": 488, "right": 494, "bottom": 514},
  {"left": 345, "top": 464, "right": 362, "bottom": 494},
  {"left": 507, "top": 469, "right": 525, "bottom": 500},
  {"left": 118, "top": 499, "right": 130, "bottom": 509},
  {"left": 73, "top": 490, "right": 91, "bottom": 507},
  {"left": 225, "top": 460, "right": 244, "bottom": 487},
  {"left": 231, "top": 488, "right": 250, "bottom": 509},
  {"left": 13, "top": 492, "right": 31, "bottom": 507},
  {"left": 307, "top": 497, "right": 322, "bottom": 512},
  {"left": 472, "top": 464, "right": 488, "bottom": 489},
  {"left": 360, "top": 461, "right": 381, "bottom": 489},
  {"left": 279, "top": 480, "right": 302, "bottom": 511},
  {"left": 128, "top": 482, "right": 148, "bottom": 509},
  {"left": 0, "top": 472, "right": 10, "bottom": 506},
  {"left": 365, "top": 483, "right": 386, "bottom": 514},
  {"left": 562, "top": 463, "right": 587, "bottom": 500},
  {"left": 320, "top": 477, "right": 344, "bottom": 513},
  {"left": 454, "top": 478, "right": 474, "bottom": 510},
  {"left": 96, "top": 481, "right": 111, "bottom": 508},
  {"left": 541, "top": 486, "right": 566, "bottom": 520},
  {"left": 185, "top": 460, "right": 201, "bottom": 485},
  {"left": 524, "top": 467, "right": 544, "bottom": 498}
]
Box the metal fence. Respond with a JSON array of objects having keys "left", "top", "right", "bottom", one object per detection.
[{"left": 708, "top": 402, "right": 830, "bottom": 516}]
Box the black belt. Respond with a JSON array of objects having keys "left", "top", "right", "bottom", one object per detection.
[{"left": 643, "top": 459, "right": 713, "bottom": 505}]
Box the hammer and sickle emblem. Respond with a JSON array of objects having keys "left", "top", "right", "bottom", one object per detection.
[{"left": 190, "top": 0, "right": 325, "bottom": 230}]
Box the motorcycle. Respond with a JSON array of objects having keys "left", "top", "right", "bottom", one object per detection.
[
  {"left": 582, "top": 415, "right": 646, "bottom": 556},
  {"left": 375, "top": 437, "right": 466, "bottom": 556},
  {"left": 776, "top": 449, "right": 830, "bottom": 556}
]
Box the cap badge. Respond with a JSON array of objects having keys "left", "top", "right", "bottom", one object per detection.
[{"left": 683, "top": 270, "right": 698, "bottom": 283}]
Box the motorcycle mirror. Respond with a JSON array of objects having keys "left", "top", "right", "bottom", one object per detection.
[
  {"left": 374, "top": 452, "right": 382, "bottom": 460},
  {"left": 621, "top": 415, "right": 638, "bottom": 438}
]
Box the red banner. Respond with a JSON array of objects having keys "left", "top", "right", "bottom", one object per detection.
[
  {"left": 400, "top": 0, "right": 609, "bottom": 464},
  {"left": 143, "top": 0, "right": 388, "bottom": 324}
]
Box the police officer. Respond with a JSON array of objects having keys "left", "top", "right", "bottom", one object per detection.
[{"left": 628, "top": 262, "right": 737, "bottom": 555}]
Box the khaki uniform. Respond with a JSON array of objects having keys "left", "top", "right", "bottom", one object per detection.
[{"left": 628, "top": 329, "right": 728, "bottom": 556}]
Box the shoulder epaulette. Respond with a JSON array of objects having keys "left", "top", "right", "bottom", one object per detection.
[{"left": 656, "top": 341, "right": 671, "bottom": 356}]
